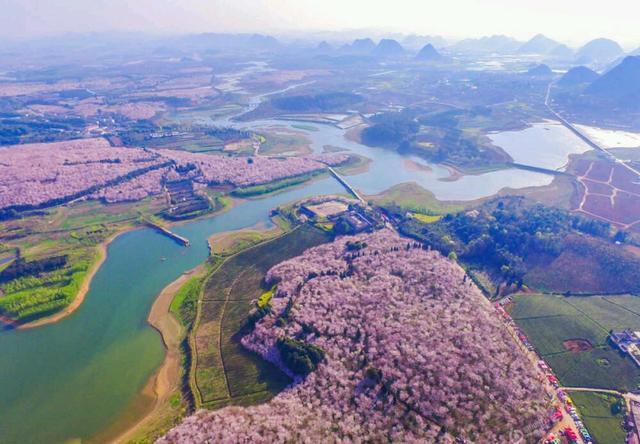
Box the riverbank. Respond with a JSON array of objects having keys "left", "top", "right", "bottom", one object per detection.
[
  {"left": 109, "top": 220, "right": 291, "bottom": 443},
  {"left": 105, "top": 264, "right": 204, "bottom": 443},
  {"left": 13, "top": 229, "right": 131, "bottom": 330},
  {"left": 0, "top": 194, "right": 236, "bottom": 332}
]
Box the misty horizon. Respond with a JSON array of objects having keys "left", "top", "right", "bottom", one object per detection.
[
  {"left": 2, "top": 2, "right": 640, "bottom": 443},
  {"left": 1, "top": 29, "right": 638, "bottom": 55},
  {"left": 1, "top": 0, "right": 639, "bottom": 48}
]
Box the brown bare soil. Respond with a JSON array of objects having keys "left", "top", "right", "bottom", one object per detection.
[
  {"left": 403, "top": 158, "right": 433, "bottom": 172},
  {"left": 570, "top": 158, "right": 640, "bottom": 232},
  {"left": 563, "top": 338, "right": 594, "bottom": 353}
]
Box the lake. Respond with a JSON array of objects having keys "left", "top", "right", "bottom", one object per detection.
[
  {"left": 575, "top": 124, "right": 640, "bottom": 149},
  {"left": 0, "top": 86, "right": 575, "bottom": 443},
  {"left": 489, "top": 121, "right": 592, "bottom": 171}
]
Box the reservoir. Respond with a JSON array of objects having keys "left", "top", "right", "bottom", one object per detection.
[
  {"left": 488, "top": 121, "right": 592, "bottom": 171},
  {"left": 0, "top": 178, "right": 344, "bottom": 444},
  {"left": 0, "top": 91, "right": 569, "bottom": 442}
]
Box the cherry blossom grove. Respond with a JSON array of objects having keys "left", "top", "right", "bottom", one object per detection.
[
  {"left": 160, "top": 230, "right": 551, "bottom": 443},
  {"left": 0, "top": 138, "right": 348, "bottom": 208}
]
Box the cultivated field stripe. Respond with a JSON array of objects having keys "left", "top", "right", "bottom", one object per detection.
[
  {"left": 602, "top": 298, "right": 640, "bottom": 319},
  {"left": 563, "top": 298, "right": 614, "bottom": 341}
]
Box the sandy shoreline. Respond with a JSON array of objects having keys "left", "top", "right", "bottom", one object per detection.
[
  {"left": 5, "top": 197, "right": 237, "bottom": 331},
  {"left": 403, "top": 158, "right": 433, "bottom": 173},
  {"left": 110, "top": 265, "right": 203, "bottom": 443},
  {"left": 14, "top": 229, "right": 130, "bottom": 330},
  {"left": 438, "top": 164, "right": 465, "bottom": 182},
  {"left": 112, "top": 221, "right": 292, "bottom": 442}
]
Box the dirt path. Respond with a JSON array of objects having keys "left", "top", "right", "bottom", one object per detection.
[
  {"left": 111, "top": 265, "right": 202, "bottom": 443},
  {"left": 574, "top": 160, "right": 640, "bottom": 229}
]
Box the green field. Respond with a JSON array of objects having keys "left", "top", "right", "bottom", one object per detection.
[
  {"left": 192, "top": 225, "right": 332, "bottom": 409},
  {"left": 569, "top": 391, "right": 626, "bottom": 444},
  {"left": 231, "top": 171, "right": 323, "bottom": 197},
  {"left": 138, "top": 134, "right": 225, "bottom": 153},
  {"left": 259, "top": 131, "right": 311, "bottom": 156},
  {"left": 0, "top": 198, "right": 171, "bottom": 323},
  {"left": 511, "top": 294, "right": 640, "bottom": 391},
  {"left": 368, "top": 182, "right": 468, "bottom": 215},
  {"left": 170, "top": 274, "right": 205, "bottom": 328},
  {"left": 0, "top": 225, "right": 111, "bottom": 322}
]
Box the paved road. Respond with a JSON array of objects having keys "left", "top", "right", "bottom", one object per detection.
[
  {"left": 499, "top": 317, "right": 586, "bottom": 443},
  {"left": 545, "top": 83, "right": 640, "bottom": 178}
]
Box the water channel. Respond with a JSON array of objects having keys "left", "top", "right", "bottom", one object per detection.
[{"left": 0, "top": 76, "right": 587, "bottom": 443}]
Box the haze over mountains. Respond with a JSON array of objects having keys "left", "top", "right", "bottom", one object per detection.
[
  {"left": 585, "top": 56, "right": 640, "bottom": 105},
  {"left": 451, "top": 35, "right": 521, "bottom": 54},
  {"left": 302, "top": 33, "right": 640, "bottom": 116},
  {"left": 372, "top": 38, "right": 405, "bottom": 57},
  {"left": 575, "top": 38, "right": 624, "bottom": 64},
  {"left": 554, "top": 55, "right": 640, "bottom": 121},
  {"left": 167, "top": 30, "right": 640, "bottom": 127},
  {"left": 304, "top": 33, "right": 638, "bottom": 70},
  {"left": 401, "top": 34, "right": 447, "bottom": 51},
  {"left": 344, "top": 37, "right": 376, "bottom": 54},
  {"left": 4, "top": 29, "right": 635, "bottom": 68},
  {"left": 527, "top": 63, "right": 553, "bottom": 77},
  {"left": 557, "top": 66, "right": 600, "bottom": 87},
  {"left": 416, "top": 43, "right": 444, "bottom": 61},
  {"left": 518, "top": 34, "right": 561, "bottom": 55}
]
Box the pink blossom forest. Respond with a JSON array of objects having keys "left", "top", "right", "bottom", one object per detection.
[
  {"left": 0, "top": 138, "right": 347, "bottom": 210},
  {"left": 161, "top": 230, "right": 551, "bottom": 443}
]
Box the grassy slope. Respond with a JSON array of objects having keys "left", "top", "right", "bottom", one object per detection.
[
  {"left": 192, "top": 225, "right": 332, "bottom": 409},
  {"left": 511, "top": 294, "right": 640, "bottom": 391},
  {"left": 231, "top": 171, "right": 324, "bottom": 198},
  {"left": 368, "top": 182, "right": 469, "bottom": 215},
  {"left": 109, "top": 221, "right": 294, "bottom": 443},
  {"left": 569, "top": 391, "right": 626, "bottom": 444},
  {"left": 0, "top": 197, "right": 167, "bottom": 323},
  {"left": 259, "top": 131, "right": 312, "bottom": 156}
]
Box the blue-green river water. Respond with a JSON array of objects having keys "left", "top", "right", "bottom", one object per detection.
[{"left": 1, "top": 92, "right": 586, "bottom": 442}]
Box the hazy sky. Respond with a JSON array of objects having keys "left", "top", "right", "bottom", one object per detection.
[{"left": 1, "top": 0, "right": 639, "bottom": 47}]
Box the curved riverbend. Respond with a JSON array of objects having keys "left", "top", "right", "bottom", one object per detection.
[
  {"left": 14, "top": 231, "right": 123, "bottom": 330},
  {"left": 0, "top": 89, "right": 582, "bottom": 442},
  {"left": 0, "top": 179, "right": 343, "bottom": 444}
]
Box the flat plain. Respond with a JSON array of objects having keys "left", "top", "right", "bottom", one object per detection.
[{"left": 511, "top": 293, "right": 640, "bottom": 391}]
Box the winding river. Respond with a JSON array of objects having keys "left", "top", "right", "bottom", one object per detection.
[{"left": 0, "top": 79, "right": 582, "bottom": 443}]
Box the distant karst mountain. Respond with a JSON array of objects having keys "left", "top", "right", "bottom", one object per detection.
[
  {"left": 402, "top": 34, "right": 447, "bottom": 51},
  {"left": 315, "top": 41, "right": 332, "bottom": 53},
  {"left": 585, "top": 56, "right": 640, "bottom": 106},
  {"left": 527, "top": 63, "right": 553, "bottom": 76},
  {"left": 178, "top": 33, "right": 280, "bottom": 52},
  {"left": 348, "top": 38, "right": 376, "bottom": 54},
  {"left": 373, "top": 39, "right": 405, "bottom": 57},
  {"left": 248, "top": 34, "right": 279, "bottom": 48},
  {"left": 416, "top": 43, "right": 443, "bottom": 61},
  {"left": 558, "top": 66, "right": 600, "bottom": 87},
  {"left": 452, "top": 35, "right": 521, "bottom": 54},
  {"left": 549, "top": 44, "right": 574, "bottom": 59},
  {"left": 576, "top": 38, "right": 624, "bottom": 64},
  {"left": 518, "top": 34, "right": 562, "bottom": 54}
]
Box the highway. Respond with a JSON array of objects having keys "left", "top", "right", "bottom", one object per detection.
[{"left": 545, "top": 83, "right": 640, "bottom": 178}]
